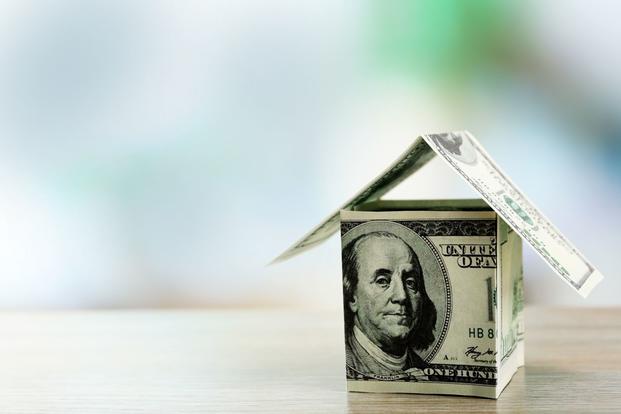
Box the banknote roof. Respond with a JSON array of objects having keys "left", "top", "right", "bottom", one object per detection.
[{"left": 273, "top": 131, "right": 603, "bottom": 297}]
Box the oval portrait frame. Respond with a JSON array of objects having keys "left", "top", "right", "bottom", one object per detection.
[
  {"left": 431, "top": 132, "right": 478, "bottom": 165},
  {"left": 341, "top": 220, "right": 452, "bottom": 362}
]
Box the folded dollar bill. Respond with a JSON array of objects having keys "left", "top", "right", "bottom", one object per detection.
[
  {"left": 340, "top": 204, "right": 523, "bottom": 398},
  {"left": 273, "top": 131, "right": 603, "bottom": 398}
]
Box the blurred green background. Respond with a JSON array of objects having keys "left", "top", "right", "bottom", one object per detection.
[{"left": 0, "top": 0, "right": 618, "bottom": 308}]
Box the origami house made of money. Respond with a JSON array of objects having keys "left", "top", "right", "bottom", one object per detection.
[{"left": 273, "top": 131, "right": 603, "bottom": 399}]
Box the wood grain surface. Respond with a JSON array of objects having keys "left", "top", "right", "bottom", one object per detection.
[{"left": 0, "top": 307, "right": 619, "bottom": 413}]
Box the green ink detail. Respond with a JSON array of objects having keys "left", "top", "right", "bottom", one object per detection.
[{"left": 503, "top": 195, "right": 533, "bottom": 226}]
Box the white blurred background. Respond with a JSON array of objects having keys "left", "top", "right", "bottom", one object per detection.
[{"left": 0, "top": 0, "right": 619, "bottom": 308}]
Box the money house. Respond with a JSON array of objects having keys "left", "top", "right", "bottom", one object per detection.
[{"left": 274, "top": 131, "right": 602, "bottom": 399}]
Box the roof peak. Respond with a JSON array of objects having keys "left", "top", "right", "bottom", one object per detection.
[{"left": 273, "top": 131, "right": 602, "bottom": 297}]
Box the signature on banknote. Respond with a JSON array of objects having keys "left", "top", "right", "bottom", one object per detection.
[{"left": 465, "top": 346, "right": 497, "bottom": 363}]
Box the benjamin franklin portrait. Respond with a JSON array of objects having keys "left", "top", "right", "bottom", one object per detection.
[{"left": 342, "top": 229, "right": 438, "bottom": 378}]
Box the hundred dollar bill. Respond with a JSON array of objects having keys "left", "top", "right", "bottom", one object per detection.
[
  {"left": 421, "top": 132, "right": 602, "bottom": 297},
  {"left": 273, "top": 131, "right": 603, "bottom": 298},
  {"left": 340, "top": 206, "right": 523, "bottom": 399}
]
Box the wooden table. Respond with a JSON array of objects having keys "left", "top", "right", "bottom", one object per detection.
[{"left": 0, "top": 307, "right": 619, "bottom": 413}]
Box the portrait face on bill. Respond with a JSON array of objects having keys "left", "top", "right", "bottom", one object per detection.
[
  {"left": 350, "top": 234, "right": 424, "bottom": 351},
  {"left": 341, "top": 222, "right": 448, "bottom": 378}
]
